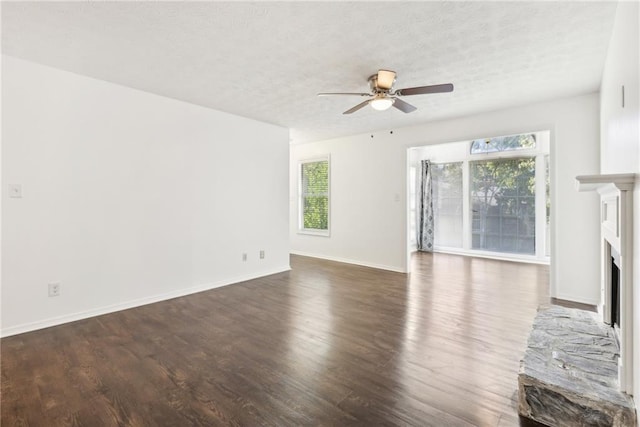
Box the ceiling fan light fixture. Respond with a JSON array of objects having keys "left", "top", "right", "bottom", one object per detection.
[{"left": 371, "top": 97, "right": 394, "bottom": 111}]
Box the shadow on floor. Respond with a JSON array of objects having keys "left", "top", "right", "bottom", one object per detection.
[{"left": 519, "top": 415, "right": 548, "bottom": 426}]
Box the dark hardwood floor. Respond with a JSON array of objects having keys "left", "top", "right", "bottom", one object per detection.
[{"left": 1, "top": 253, "right": 550, "bottom": 426}]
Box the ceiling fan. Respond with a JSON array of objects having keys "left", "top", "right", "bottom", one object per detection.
[{"left": 318, "top": 69, "right": 454, "bottom": 115}]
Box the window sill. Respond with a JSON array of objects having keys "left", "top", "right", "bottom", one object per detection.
[
  {"left": 298, "top": 229, "right": 330, "bottom": 237},
  {"left": 423, "top": 246, "right": 550, "bottom": 265}
]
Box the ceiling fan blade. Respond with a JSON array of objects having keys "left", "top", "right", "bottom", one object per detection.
[
  {"left": 377, "top": 70, "right": 396, "bottom": 90},
  {"left": 395, "top": 83, "right": 454, "bottom": 96},
  {"left": 318, "top": 92, "right": 371, "bottom": 97},
  {"left": 392, "top": 98, "right": 417, "bottom": 113},
  {"left": 343, "top": 99, "right": 372, "bottom": 114}
]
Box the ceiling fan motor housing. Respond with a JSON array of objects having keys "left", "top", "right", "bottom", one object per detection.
[{"left": 369, "top": 74, "right": 391, "bottom": 94}]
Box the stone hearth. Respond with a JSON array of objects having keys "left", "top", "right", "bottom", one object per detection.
[{"left": 518, "top": 305, "right": 635, "bottom": 426}]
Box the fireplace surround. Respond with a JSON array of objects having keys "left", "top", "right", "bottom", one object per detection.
[
  {"left": 576, "top": 173, "right": 635, "bottom": 393},
  {"left": 516, "top": 173, "right": 636, "bottom": 425}
]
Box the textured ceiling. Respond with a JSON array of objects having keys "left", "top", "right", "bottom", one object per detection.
[{"left": 2, "top": 2, "right": 618, "bottom": 143}]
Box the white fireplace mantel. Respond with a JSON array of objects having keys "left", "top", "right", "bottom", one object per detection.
[
  {"left": 575, "top": 172, "right": 635, "bottom": 394},
  {"left": 575, "top": 173, "right": 636, "bottom": 192}
]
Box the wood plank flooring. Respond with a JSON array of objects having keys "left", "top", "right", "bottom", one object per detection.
[{"left": 1, "top": 253, "right": 550, "bottom": 426}]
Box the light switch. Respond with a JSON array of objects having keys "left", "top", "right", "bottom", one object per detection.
[{"left": 9, "top": 184, "right": 22, "bottom": 198}]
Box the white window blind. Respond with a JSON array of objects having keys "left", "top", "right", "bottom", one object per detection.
[
  {"left": 299, "top": 158, "right": 329, "bottom": 235},
  {"left": 432, "top": 162, "right": 463, "bottom": 248}
]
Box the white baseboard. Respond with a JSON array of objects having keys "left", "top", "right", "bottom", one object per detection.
[
  {"left": 552, "top": 292, "right": 599, "bottom": 307},
  {"left": 0, "top": 265, "right": 291, "bottom": 338},
  {"left": 290, "top": 251, "right": 407, "bottom": 273}
]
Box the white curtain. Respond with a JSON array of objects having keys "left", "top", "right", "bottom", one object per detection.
[{"left": 417, "top": 160, "right": 434, "bottom": 252}]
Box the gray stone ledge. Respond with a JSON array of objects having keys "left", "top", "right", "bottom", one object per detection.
[{"left": 518, "top": 305, "right": 636, "bottom": 427}]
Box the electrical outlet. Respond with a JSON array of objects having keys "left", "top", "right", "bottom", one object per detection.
[
  {"left": 9, "top": 184, "right": 22, "bottom": 198},
  {"left": 259, "top": 250, "right": 265, "bottom": 259},
  {"left": 48, "top": 283, "right": 60, "bottom": 297},
  {"left": 242, "top": 253, "right": 247, "bottom": 262}
]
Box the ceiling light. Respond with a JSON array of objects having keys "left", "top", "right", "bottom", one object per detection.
[{"left": 371, "top": 97, "right": 394, "bottom": 111}]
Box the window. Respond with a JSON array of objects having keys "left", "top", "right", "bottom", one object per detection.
[
  {"left": 470, "top": 158, "right": 536, "bottom": 254},
  {"left": 432, "top": 163, "right": 463, "bottom": 248},
  {"left": 299, "top": 157, "right": 330, "bottom": 235},
  {"left": 470, "top": 133, "right": 536, "bottom": 154},
  {"left": 411, "top": 130, "right": 549, "bottom": 261}
]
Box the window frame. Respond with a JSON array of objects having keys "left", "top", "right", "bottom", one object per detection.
[{"left": 298, "top": 155, "right": 331, "bottom": 237}]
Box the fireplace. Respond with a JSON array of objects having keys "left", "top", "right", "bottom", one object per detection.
[
  {"left": 517, "top": 172, "right": 636, "bottom": 424},
  {"left": 576, "top": 173, "right": 635, "bottom": 394},
  {"left": 611, "top": 247, "right": 621, "bottom": 330}
]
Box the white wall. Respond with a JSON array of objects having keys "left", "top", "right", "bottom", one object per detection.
[
  {"left": 1, "top": 56, "right": 290, "bottom": 336},
  {"left": 600, "top": 2, "right": 640, "bottom": 175},
  {"left": 599, "top": 1, "right": 640, "bottom": 399},
  {"left": 291, "top": 93, "right": 601, "bottom": 304},
  {"left": 290, "top": 133, "right": 408, "bottom": 272}
]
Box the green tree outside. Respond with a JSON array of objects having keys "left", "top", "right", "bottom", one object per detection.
[
  {"left": 301, "top": 161, "right": 329, "bottom": 230},
  {"left": 470, "top": 157, "right": 536, "bottom": 253}
]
